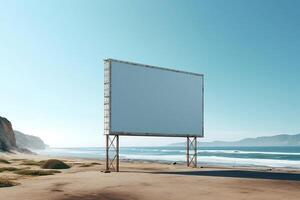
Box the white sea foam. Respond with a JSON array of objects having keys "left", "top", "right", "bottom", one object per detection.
[
  {"left": 134, "top": 149, "right": 300, "bottom": 156},
  {"left": 121, "top": 154, "right": 184, "bottom": 162},
  {"left": 121, "top": 154, "right": 300, "bottom": 168},
  {"left": 197, "top": 150, "right": 300, "bottom": 155},
  {"left": 199, "top": 156, "right": 300, "bottom": 168},
  {"left": 160, "top": 149, "right": 185, "bottom": 153}
]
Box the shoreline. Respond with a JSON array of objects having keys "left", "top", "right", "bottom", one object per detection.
[
  {"left": 1, "top": 152, "right": 300, "bottom": 200},
  {"left": 31, "top": 152, "right": 300, "bottom": 171},
  {"left": 3, "top": 151, "right": 300, "bottom": 171},
  {"left": 2, "top": 151, "right": 300, "bottom": 174},
  {"left": 34, "top": 146, "right": 300, "bottom": 169}
]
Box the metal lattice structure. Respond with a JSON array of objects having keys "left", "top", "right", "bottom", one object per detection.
[
  {"left": 105, "top": 135, "right": 119, "bottom": 172},
  {"left": 104, "top": 60, "right": 120, "bottom": 172},
  {"left": 187, "top": 137, "right": 197, "bottom": 168},
  {"left": 104, "top": 61, "right": 110, "bottom": 136}
]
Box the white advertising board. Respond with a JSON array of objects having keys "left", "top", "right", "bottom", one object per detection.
[{"left": 104, "top": 59, "right": 204, "bottom": 137}]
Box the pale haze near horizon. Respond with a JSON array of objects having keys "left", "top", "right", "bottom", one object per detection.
[{"left": 0, "top": 0, "right": 299, "bottom": 147}]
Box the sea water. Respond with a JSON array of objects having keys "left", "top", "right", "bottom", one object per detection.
[{"left": 36, "top": 146, "right": 300, "bottom": 169}]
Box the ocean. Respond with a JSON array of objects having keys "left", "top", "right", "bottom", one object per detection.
[{"left": 35, "top": 146, "right": 300, "bottom": 169}]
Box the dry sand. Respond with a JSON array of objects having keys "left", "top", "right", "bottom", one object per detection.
[{"left": 1, "top": 153, "right": 300, "bottom": 200}]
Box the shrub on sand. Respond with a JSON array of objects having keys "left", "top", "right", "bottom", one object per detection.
[
  {"left": 15, "top": 169, "right": 61, "bottom": 176},
  {"left": 80, "top": 162, "right": 102, "bottom": 167},
  {"left": 91, "top": 162, "right": 102, "bottom": 165},
  {"left": 0, "top": 178, "right": 20, "bottom": 187},
  {"left": 79, "top": 163, "right": 93, "bottom": 167},
  {"left": 0, "top": 158, "right": 10, "bottom": 164},
  {"left": 20, "top": 160, "right": 45, "bottom": 166},
  {"left": 41, "top": 159, "right": 70, "bottom": 169},
  {"left": 10, "top": 159, "right": 27, "bottom": 161},
  {"left": 0, "top": 167, "right": 19, "bottom": 173}
]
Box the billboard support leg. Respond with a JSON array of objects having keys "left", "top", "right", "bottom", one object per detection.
[
  {"left": 187, "top": 136, "right": 197, "bottom": 168},
  {"left": 187, "top": 137, "right": 189, "bottom": 166},
  {"left": 105, "top": 135, "right": 119, "bottom": 172},
  {"left": 105, "top": 134, "right": 109, "bottom": 171}
]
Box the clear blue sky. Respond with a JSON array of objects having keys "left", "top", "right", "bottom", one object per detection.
[{"left": 0, "top": 0, "right": 299, "bottom": 147}]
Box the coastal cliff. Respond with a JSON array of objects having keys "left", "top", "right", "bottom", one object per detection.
[
  {"left": 0, "top": 116, "right": 47, "bottom": 152},
  {"left": 0, "top": 117, "right": 17, "bottom": 151}
]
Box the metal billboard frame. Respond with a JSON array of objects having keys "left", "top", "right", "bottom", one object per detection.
[{"left": 103, "top": 58, "right": 204, "bottom": 172}]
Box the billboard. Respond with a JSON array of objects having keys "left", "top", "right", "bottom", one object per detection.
[{"left": 104, "top": 59, "right": 204, "bottom": 137}]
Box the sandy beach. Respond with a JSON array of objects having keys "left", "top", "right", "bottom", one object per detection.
[{"left": 1, "top": 153, "right": 300, "bottom": 200}]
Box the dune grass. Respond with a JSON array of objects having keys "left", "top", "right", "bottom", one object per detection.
[
  {"left": 0, "top": 167, "right": 20, "bottom": 173},
  {"left": 91, "top": 162, "right": 102, "bottom": 165},
  {"left": 20, "top": 160, "right": 45, "bottom": 166},
  {"left": 41, "top": 159, "right": 70, "bottom": 169},
  {"left": 0, "top": 158, "right": 10, "bottom": 164},
  {"left": 0, "top": 178, "right": 20, "bottom": 187},
  {"left": 10, "top": 159, "right": 27, "bottom": 161},
  {"left": 15, "top": 169, "right": 61, "bottom": 176},
  {"left": 80, "top": 162, "right": 102, "bottom": 167},
  {"left": 79, "top": 163, "right": 93, "bottom": 167}
]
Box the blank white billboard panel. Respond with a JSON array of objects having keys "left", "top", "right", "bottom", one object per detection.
[{"left": 104, "top": 59, "right": 204, "bottom": 137}]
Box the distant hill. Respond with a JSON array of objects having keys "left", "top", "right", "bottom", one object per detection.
[
  {"left": 170, "top": 134, "right": 300, "bottom": 147},
  {"left": 14, "top": 131, "right": 47, "bottom": 150}
]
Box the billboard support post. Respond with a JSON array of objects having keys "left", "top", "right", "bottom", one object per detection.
[
  {"left": 187, "top": 136, "right": 197, "bottom": 168},
  {"left": 105, "top": 134, "right": 109, "bottom": 171},
  {"left": 105, "top": 135, "right": 119, "bottom": 172},
  {"left": 186, "top": 137, "right": 189, "bottom": 166}
]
